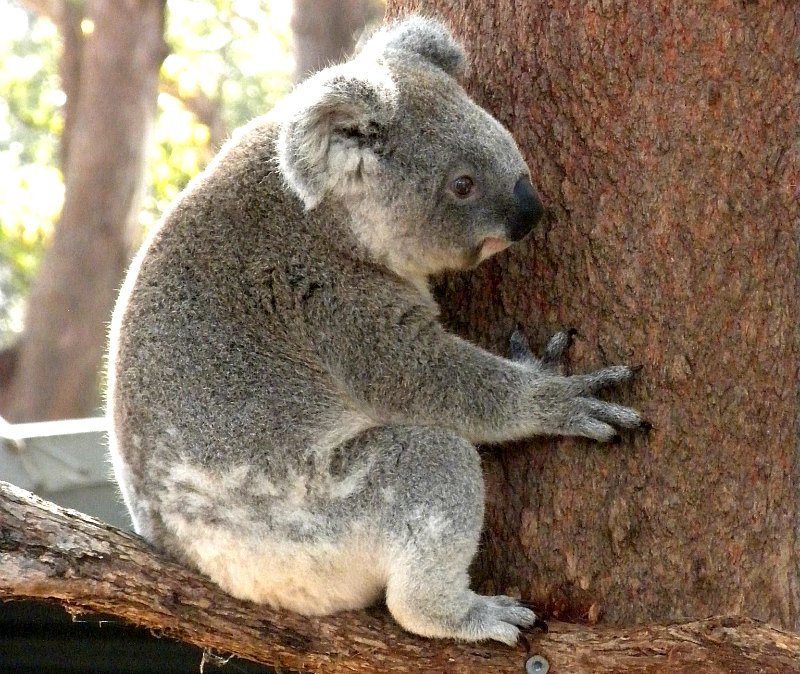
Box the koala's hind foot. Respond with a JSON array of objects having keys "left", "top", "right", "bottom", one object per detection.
[
  {"left": 387, "top": 574, "right": 538, "bottom": 647},
  {"left": 372, "top": 425, "right": 536, "bottom": 645},
  {"left": 388, "top": 570, "right": 537, "bottom": 647},
  {"left": 394, "top": 592, "right": 538, "bottom": 646}
]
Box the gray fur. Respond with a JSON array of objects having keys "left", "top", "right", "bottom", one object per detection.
[
  {"left": 357, "top": 15, "right": 466, "bottom": 77},
  {"left": 108, "top": 16, "right": 643, "bottom": 646}
]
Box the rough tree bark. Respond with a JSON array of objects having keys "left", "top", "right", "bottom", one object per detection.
[
  {"left": 386, "top": 1, "right": 800, "bottom": 629},
  {"left": 2, "top": 0, "right": 168, "bottom": 422},
  {"left": 3, "top": 481, "right": 798, "bottom": 674},
  {"left": 291, "top": 0, "right": 384, "bottom": 82}
]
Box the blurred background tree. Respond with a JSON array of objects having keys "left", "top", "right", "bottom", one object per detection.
[
  {"left": 292, "top": 0, "right": 382, "bottom": 82},
  {"left": 0, "top": 6, "right": 62, "bottom": 343},
  {"left": 0, "top": 0, "right": 383, "bottom": 421}
]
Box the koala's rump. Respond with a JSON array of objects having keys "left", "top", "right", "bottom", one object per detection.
[
  {"left": 182, "top": 526, "right": 385, "bottom": 614},
  {"left": 154, "top": 451, "right": 388, "bottom": 613}
]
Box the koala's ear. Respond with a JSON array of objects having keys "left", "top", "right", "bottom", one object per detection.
[
  {"left": 358, "top": 16, "right": 466, "bottom": 78},
  {"left": 277, "top": 67, "right": 396, "bottom": 209}
]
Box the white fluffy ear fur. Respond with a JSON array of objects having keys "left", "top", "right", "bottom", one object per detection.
[{"left": 277, "top": 64, "right": 397, "bottom": 209}]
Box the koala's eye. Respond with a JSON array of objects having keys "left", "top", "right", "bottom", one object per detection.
[{"left": 450, "top": 175, "right": 475, "bottom": 199}]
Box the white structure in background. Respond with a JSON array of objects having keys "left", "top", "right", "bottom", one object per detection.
[{"left": 0, "top": 416, "right": 132, "bottom": 529}]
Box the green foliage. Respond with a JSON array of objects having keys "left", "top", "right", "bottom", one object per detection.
[
  {"left": 144, "top": 0, "right": 293, "bottom": 227},
  {"left": 0, "top": 0, "right": 294, "bottom": 341},
  {"left": 0, "top": 5, "right": 62, "bottom": 340},
  {"left": 167, "top": 0, "right": 293, "bottom": 130}
]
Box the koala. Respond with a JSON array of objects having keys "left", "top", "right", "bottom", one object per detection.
[{"left": 107, "top": 16, "right": 645, "bottom": 646}]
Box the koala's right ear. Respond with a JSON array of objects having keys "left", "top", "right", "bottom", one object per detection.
[
  {"left": 357, "top": 16, "right": 466, "bottom": 79},
  {"left": 277, "top": 67, "right": 396, "bottom": 209}
]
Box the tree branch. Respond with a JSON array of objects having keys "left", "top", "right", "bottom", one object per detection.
[{"left": 1, "top": 480, "right": 797, "bottom": 673}]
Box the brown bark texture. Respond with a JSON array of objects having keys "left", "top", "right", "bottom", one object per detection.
[
  {"left": 2, "top": 481, "right": 799, "bottom": 674},
  {"left": 4, "top": 0, "right": 167, "bottom": 422},
  {"left": 387, "top": 1, "right": 800, "bottom": 629},
  {"left": 291, "top": 0, "right": 384, "bottom": 82}
]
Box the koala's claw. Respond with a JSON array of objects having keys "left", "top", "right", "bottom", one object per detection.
[
  {"left": 509, "top": 326, "right": 536, "bottom": 362},
  {"left": 541, "top": 329, "right": 576, "bottom": 366},
  {"left": 516, "top": 601, "right": 549, "bottom": 631},
  {"left": 533, "top": 617, "right": 549, "bottom": 632},
  {"left": 509, "top": 327, "right": 576, "bottom": 371}
]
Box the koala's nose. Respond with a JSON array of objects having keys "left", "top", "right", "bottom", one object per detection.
[{"left": 508, "top": 176, "right": 544, "bottom": 242}]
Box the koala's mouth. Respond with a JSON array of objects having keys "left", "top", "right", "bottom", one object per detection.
[{"left": 478, "top": 236, "right": 511, "bottom": 262}]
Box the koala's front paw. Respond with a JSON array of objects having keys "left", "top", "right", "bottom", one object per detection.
[{"left": 512, "top": 326, "right": 648, "bottom": 442}]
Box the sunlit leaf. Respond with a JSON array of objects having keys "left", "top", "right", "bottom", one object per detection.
[{"left": 0, "top": 0, "right": 294, "bottom": 341}]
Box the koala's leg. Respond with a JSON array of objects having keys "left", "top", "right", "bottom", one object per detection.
[{"left": 370, "top": 425, "right": 537, "bottom": 645}]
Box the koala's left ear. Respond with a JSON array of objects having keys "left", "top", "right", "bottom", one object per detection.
[{"left": 277, "top": 67, "right": 396, "bottom": 209}]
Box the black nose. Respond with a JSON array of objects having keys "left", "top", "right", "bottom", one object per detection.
[{"left": 508, "top": 176, "right": 544, "bottom": 242}]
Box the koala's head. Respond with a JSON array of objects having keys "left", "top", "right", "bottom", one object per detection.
[{"left": 277, "top": 16, "right": 543, "bottom": 282}]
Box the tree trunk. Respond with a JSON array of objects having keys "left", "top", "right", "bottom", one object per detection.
[
  {"left": 291, "top": 0, "right": 383, "bottom": 82},
  {"left": 386, "top": 1, "right": 800, "bottom": 629},
  {"left": 2, "top": 481, "right": 798, "bottom": 674},
  {"left": 3, "top": 0, "right": 167, "bottom": 422}
]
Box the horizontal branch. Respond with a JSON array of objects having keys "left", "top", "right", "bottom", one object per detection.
[{"left": 1, "top": 480, "right": 798, "bottom": 673}]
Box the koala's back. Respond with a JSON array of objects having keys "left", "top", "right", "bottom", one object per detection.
[
  {"left": 108, "top": 119, "right": 392, "bottom": 595},
  {"left": 113, "top": 120, "right": 316, "bottom": 453}
]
